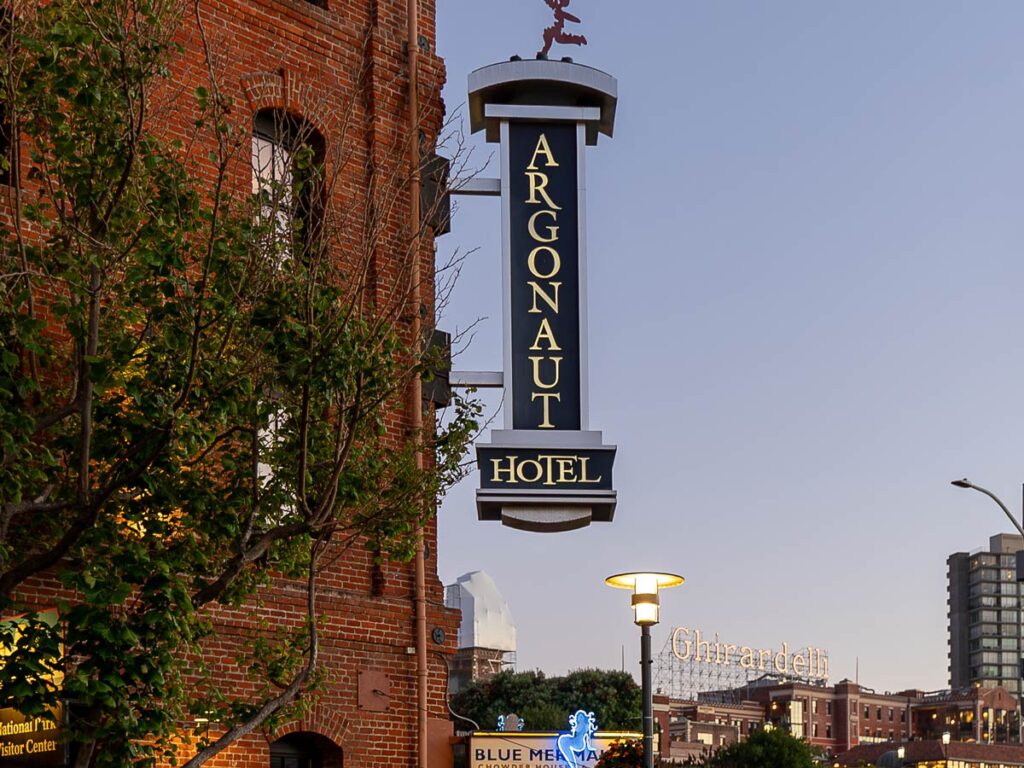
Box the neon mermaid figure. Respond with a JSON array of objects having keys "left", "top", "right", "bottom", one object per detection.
[{"left": 556, "top": 710, "right": 597, "bottom": 768}]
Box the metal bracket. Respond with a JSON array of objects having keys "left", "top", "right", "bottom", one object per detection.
[
  {"left": 451, "top": 177, "right": 501, "bottom": 197},
  {"left": 450, "top": 371, "right": 503, "bottom": 389},
  {"left": 483, "top": 104, "right": 602, "bottom": 123}
]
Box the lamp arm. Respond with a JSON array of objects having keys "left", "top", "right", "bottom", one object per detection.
[{"left": 967, "top": 482, "right": 1024, "bottom": 538}]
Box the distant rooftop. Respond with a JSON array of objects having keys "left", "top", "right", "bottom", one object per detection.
[{"left": 445, "top": 570, "right": 516, "bottom": 652}]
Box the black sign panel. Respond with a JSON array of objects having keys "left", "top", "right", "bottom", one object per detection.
[
  {"left": 478, "top": 446, "right": 613, "bottom": 491},
  {"left": 508, "top": 122, "right": 581, "bottom": 430},
  {"left": 0, "top": 705, "right": 64, "bottom": 766}
]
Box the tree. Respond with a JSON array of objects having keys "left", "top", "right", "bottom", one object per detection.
[
  {"left": 0, "top": 1, "right": 477, "bottom": 766},
  {"left": 451, "top": 669, "right": 641, "bottom": 731},
  {"left": 698, "top": 727, "right": 817, "bottom": 768}
]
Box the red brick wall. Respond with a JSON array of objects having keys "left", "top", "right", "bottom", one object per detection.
[{"left": 8, "top": 0, "right": 458, "bottom": 765}]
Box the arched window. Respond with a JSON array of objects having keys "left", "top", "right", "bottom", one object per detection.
[
  {"left": 251, "top": 110, "right": 324, "bottom": 262},
  {"left": 269, "top": 732, "right": 342, "bottom": 768}
]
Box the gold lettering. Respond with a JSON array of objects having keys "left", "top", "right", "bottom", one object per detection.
[
  {"left": 526, "top": 133, "right": 559, "bottom": 170},
  {"left": 529, "top": 317, "right": 561, "bottom": 351},
  {"left": 672, "top": 627, "right": 692, "bottom": 661},
  {"left": 528, "top": 281, "right": 561, "bottom": 314},
  {"left": 527, "top": 246, "right": 562, "bottom": 279},
  {"left": 529, "top": 356, "right": 562, "bottom": 390},
  {"left": 525, "top": 172, "right": 562, "bottom": 209},
  {"left": 515, "top": 459, "right": 544, "bottom": 484},
  {"left": 531, "top": 392, "right": 561, "bottom": 428},
  {"left": 528, "top": 209, "right": 560, "bottom": 242},
  {"left": 491, "top": 457, "right": 517, "bottom": 484},
  {"left": 554, "top": 457, "right": 577, "bottom": 483},
  {"left": 578, "top": 457, "right": 602, "bottom": 484},
  {"left": 758, "top": 649, "right": 771, "bottom": 672}
]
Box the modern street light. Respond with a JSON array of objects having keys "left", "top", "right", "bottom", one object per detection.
[
  {"left": 951, "top": 478, "right": 1024, "bottom": 744},
  {"left": 951, "top": 479, "right": 1024, "bottom": 537},
  {"left": 605, "top": 572, "right": 684, "bottom": 768}
]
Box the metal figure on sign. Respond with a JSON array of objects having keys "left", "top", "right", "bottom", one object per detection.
[{"left": 539, "top": 0, "right": 587, "bottom": 57}]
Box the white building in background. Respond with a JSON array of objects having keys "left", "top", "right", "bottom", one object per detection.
[{"left": 445, "top": 571, "right": 517, "bottom": 693}]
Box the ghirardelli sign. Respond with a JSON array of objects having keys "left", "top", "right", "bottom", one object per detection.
[
  {"left": 671, "top": 627, "right": 830, "bottom": 682},
  {"left": 469, "top": 59, "right": 618, "bottom": 532}
]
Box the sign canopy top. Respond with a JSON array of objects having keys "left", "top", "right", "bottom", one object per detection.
[{"left": 468, "top": 59, "right": 617, "bottom": 145}]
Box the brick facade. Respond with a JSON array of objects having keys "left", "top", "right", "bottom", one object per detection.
[
  {"left": 5, "top": 1, "right": 457, "bottom": 766},
  {"left": 657, "top": 679, "right": 1020, "bottom": 762}
]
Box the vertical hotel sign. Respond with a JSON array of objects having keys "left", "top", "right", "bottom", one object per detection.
[
  {"left": 469, "top": 59, "right": 618, "bottom": 531},
  {"left": 509, "top": 123, "right": 581, "bottom": 432}
]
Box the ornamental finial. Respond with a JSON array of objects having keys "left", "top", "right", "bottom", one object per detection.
[{"left": 539, "top": 0, "right": 587, "bottom": 58}]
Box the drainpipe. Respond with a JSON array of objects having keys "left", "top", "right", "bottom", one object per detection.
[{"left": 405, "top": 1, "right": 428, "bottom": 767}]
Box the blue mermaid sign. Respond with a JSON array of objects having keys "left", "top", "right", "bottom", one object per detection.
[
  {"left": 470, "top": 710, "right": 640, "bottom": 768},
  {"left": 556, "top": 710, "right": 597, "bottom": 768}
]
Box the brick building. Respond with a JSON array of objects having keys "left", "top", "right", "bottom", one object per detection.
[
  {"left": 655, "top": 679, "right": 1020, "bottom": 763},
  {"left": 1, "top": 0, "right": 459, "bottom": 766}
]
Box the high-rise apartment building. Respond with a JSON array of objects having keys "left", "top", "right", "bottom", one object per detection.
[{"left": 948, "top": 534, "right": 1024, "bottom": 693}]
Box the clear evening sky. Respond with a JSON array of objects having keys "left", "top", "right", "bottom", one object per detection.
[{"left": 435, "top": 1, "right": 1024, "bottom": 694}]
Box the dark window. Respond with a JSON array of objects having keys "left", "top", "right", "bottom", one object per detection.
[
  {"left": 269, "top": 733, "right": 332, "bottom": 768},
  {"left": 271, "top": 758, "right": 316, "bottom": 768},
  {"left": 888, "top": 707, "right": 894, "bottom": 721},
  {"left": 826, "top": 701, "right": 832, "bottom": 716},
  {"left": 864, "top": 705, "right": 870, "bottom": 719},
  {"left": 876, "top": 706, "right": 882, "bottom": 720},
  {"left": 252, "top": 110, "right": 325, "bottom": 263},
  {"left": 826, "top": 724, "right": 832, "bottom": 738}
]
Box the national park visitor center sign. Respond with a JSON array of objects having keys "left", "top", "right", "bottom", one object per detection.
[{"left": 468, "top": 59, "right": 618, "bottom": 533}]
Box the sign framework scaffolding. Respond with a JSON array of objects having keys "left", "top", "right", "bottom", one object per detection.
[{"left": 654, "top": 633, "right": 830, "bottom": 704}]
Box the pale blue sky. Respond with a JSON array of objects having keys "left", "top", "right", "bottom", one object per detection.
[{"left": 435, "top": 1, "right": 1024, "bottom": 694}]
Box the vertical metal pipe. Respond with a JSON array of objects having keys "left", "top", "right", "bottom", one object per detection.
[
  {"left": 642, "top": 625, "right": 653, "bottom": 768},
  {"left": 405, "top": 2, "right": 428, "bottom": 768}
]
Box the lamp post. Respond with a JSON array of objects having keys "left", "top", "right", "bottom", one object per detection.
[
  {"left": 605, "top": 572, "right": 684, "bottom": 768},
  {"left": 951, "top": 478, "right": 1024, "bottom": 744}
]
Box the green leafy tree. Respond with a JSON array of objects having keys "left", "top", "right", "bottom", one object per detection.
[
  {"left": 699, "top": 727, "right": 817, "bottom": 768},
  {"left": 0, "top": 1, "right": 477, "bottom": 767},
  {"left": 451, "top": 669, "right": 641, "bottom": 731}
]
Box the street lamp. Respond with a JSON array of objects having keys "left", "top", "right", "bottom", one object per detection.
[
  {"left": 950, "top": 479, "right": 1024, "bottom": 537},
  {"left": 951, "top": 478, "right": 1024, "bottom": 744},
  {"left": 605, "top": 572, "right": 684, "bottom": 768}
]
